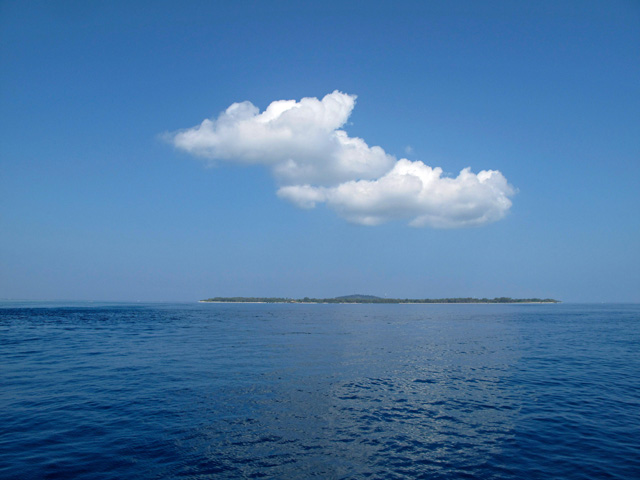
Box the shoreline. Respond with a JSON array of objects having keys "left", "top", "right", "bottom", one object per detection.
[{"left": 198, "top": 300, "right": 559, "bottom": 305}]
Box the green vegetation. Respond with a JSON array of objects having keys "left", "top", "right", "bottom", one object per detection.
[{"left": 200, "top": 295, "right": 559, "bottom": 304}]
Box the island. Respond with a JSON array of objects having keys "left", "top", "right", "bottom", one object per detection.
[{"left": 200, "top": 294, "right": 560, "bottom": 304}]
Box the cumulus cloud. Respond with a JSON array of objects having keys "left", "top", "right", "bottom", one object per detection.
[
  {"left": 277, "top": 160, "right": 514, "bottom": 228},
  {"left": 171, "top": 91, "right": 393, "bottom": 186},
  {"left": 168, "top": 91, "right": 515, "bottom": 228}
]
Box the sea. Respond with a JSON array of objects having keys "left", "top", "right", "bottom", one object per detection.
[{"left": 1, "top": 302, "right": 638, "bottom": 480}]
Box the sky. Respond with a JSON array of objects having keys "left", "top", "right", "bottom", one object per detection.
[{"left": 1, "top": 0, "right": 639, "bottom": 303}]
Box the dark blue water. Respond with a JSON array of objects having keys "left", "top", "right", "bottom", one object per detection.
[{"left": 1, "top": 303, "right": 638, "bottom": 479}]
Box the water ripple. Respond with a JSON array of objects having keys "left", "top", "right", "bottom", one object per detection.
[{"left": 0, "top": 303, "right": 638, "bottom": 479}]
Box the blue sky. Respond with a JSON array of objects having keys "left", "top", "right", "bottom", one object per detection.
[{"left": 1, "top": 0, "right": 639, "bottom": 302}]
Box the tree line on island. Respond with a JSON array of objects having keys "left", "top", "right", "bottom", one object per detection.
[{"left": 200, "top": 294, "right": 559, "bottom": 304}]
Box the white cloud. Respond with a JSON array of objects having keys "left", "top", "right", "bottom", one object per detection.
[
  {"left": 168, "top": 91, "right": 516, "bottom": 228},
  {"left": 170, "top": 90, "right": 394, "bottom": 186},
  {"left": 278, "top": 160, "right": 515, "bottom": 228}
]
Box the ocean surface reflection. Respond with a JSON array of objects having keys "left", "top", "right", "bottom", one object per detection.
[{"left": 1, "top": 303, "right": 638, "bottom": 479}]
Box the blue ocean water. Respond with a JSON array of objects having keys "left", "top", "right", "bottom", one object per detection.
[{"left": 1, "top": 302, "right": 638, "bottom": 479}]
